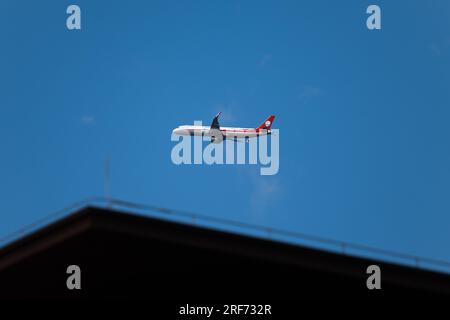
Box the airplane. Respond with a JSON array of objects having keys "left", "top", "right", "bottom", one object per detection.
[{"left": 172, "top": 112, "right": 275, "bottom": 143}]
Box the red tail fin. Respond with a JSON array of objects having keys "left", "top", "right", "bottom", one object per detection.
[{"left": 257, "top": 115, "right": 275, "bottom": 130}]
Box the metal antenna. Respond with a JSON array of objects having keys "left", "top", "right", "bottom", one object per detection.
[{"left": 104, "top": 157, "right": 111, "bottom": 207}]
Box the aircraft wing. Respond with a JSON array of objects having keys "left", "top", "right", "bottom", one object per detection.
[{"left": 210, "top": 112, "right": 221, "bottom": 129}]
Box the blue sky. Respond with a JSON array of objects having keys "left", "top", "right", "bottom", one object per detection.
[{"left": 1, "top": 1, "right": 449, "bottom": 267}]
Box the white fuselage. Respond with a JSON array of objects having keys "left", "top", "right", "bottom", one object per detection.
[{"left": 172, "top": 125, "right": 269, "bottom": 139}]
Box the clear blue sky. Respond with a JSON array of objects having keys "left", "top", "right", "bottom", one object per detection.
[{"left": 1, "top": 1, "right": 449, "bottom": 266}]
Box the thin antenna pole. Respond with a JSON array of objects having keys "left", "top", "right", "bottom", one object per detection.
[{"left": 104, "top": 157, "right": 111, "bottom": 207}]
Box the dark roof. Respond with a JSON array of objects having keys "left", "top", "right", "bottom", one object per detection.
[{"left": 1, "top": 206, "right": 449, "bottom": 299}]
